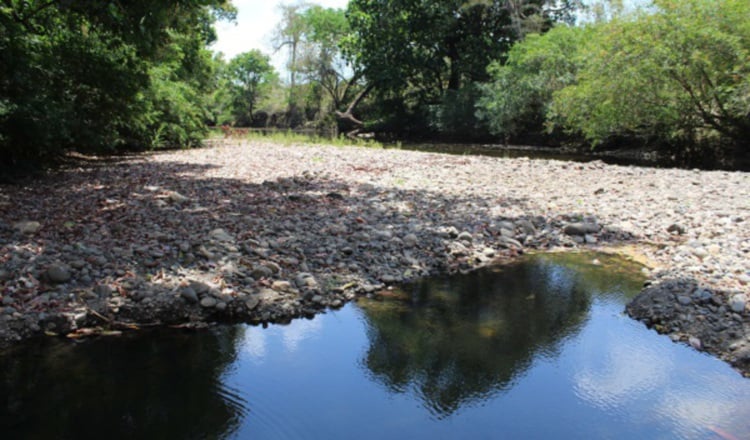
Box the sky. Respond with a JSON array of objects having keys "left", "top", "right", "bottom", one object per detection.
[
  {"left": 211, "top": 0, "right": 650, "bottom": 74},
  {"left": 211, "top": 0, "right": 350, "bottom": 73}
]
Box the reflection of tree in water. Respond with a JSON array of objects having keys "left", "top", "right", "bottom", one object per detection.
[
  {"left": 359, "top": 253, "right": 642, "bottom": 417},
  {"left": 0, "top": 326, "right": 247, "bottom": 439}
]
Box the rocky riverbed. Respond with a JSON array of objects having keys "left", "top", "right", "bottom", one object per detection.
[{"left": 1, "top": 141, "right": 748, "bottom": 374}]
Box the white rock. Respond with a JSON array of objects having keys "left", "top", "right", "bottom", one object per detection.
[
  {"left": 13, "top": 221, "right": 41, "bottom": 234},
  {"left": 729, "top": 294, "right": 746, "bottom": 313}
]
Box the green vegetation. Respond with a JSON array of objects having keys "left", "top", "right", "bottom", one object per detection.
[
  {"left": 240, "top": 129, "right": 385, "bottom": 148},
  {"left": 2, "top": 0, "right": 747, "bottom": 171},
  {"left": 478, "top": 0, "right": 750, "bottom": 164},
  {"left": 0, "top": 0, "right": 235, "bottom": 169}
]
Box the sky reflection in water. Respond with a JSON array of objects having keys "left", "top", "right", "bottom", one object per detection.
[{"left": 2, "top": 253, "right": 750, "bottom": 439}]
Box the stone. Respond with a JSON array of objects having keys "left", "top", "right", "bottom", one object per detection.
[
  {"left": 516, "top": 219, "right": 536, "bottom": 236},
  {"left": 209, "top": 228, "right": 234, "bottom": 242},
  {"left": 667, "top": 224, "right": 686, "bottom": 235},
  {"left": 263, "top": 262, "right": 282, "bottom": 274},
  {"left": 13, "top": 221, "right": 41, "bottom": 234},
  {"left": 380, "top": 274, "right": 397, "bottom": 283},
  {"left": 180, "top": 287, "right": 199, "bottom": 303},
  {"left": 692, "top": 289, "right": 712, "bottom": 302},
  {"left": 403, "top": 234, "right": 419, "bottom": 247},
  {"left": 692, "top": 247, "right": 709, "bottom": 259},
  {"left": 457, "top": 231, "right": 473, "bottom": 243},
  {"left": 689, "top": 336, "right": 702, "bottom": 350},
  {"left": 189, "top": 281, "right": 211, "bottom": 295},
  {"left": 737, "top": 274, "right": 750, "bottom": 285},
  {"left": 293, "top": 273, "right": 318, "bottom": 290},
  {"left": 584, "top": 234, "right": 598, "bottom": 244},
  {"left": 93, "top": 284, "right": 114, "bottom": 298},
  {"left": 168, "top": 191, "right": 190, "bottom": 203},
  {"left": 272, "top": 281, "right": 294, "bottom": 292},
  {"left": 258, "top": 288, "right": 280, "bottom": 303},
  {"left": 197, "top": 246, "right": 214, "bottom": 259},
  {"left": 46, "top": 264, "right": 71, "bottom": 284},
  {"left": 245, "top": 296, "right": 260, "bottom": 310},
  {"left": 497, "top": 236, "right": 523, "bottom": 249},
  {"left": 677, "top": 296, "right": 692, "bottom": 306},
  {"left": 729, "top": 294, "right": 746, "bottom": 313},
  {"left": 447, "top": 241, "right": 469, "bottom": 256},
  {"left": 251, "top": 265, "right": 274, "bottom": 279},
  {"left": 200, "top": 297, "right": 217, "bottom": 308},
  {"left": 563, "top": 222, "right": 600, "bottom": 236}
]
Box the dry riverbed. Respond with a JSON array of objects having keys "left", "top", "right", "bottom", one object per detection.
[{"left": 1, "top": 141, "right": 748, "bottom": 374}]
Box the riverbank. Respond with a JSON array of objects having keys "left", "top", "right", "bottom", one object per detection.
[{"left": 1, "top": 141, "right": 748, "bottom": 374}]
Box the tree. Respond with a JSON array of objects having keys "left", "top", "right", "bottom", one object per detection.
[
  {"left": 272, "top": 2, "right": 309, "bottom": 125},
  {"left": 343, "top": 0, "right": 580, "bottom": 137},
  {"left": 0, "top": 0, "right": 235, "bottom": 169},
  {"left": 225, "top": 50, "right": 277, "bottom": 126},
  {"left": 550, "top": 0, "right": 750, "bottom": 160},
  {"left": 477, "top": 24, "right": 592, "bottom": 141},
  {"left": 297, "top": 6, "right": 360, "bottom": 127}
]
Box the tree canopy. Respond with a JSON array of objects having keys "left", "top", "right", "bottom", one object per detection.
[
  {"left": 477, "top": 0, "right": 749, "bottom": 163},
  {"left": 0, "top": 0, "right": 235, "bottom": 169}
]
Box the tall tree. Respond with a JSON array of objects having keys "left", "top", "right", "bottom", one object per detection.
[
  {"left": 0, "top": 0, "right": 236, "bottom": 168},
  {"left": 225, "top": 50, "right": 277, "bottom": 126},
  {"left": 343, "top": 0, "right": 579, "bottom": 136},
  {"left": 272, "top": 2, "right": 309, "bottom": 125}
]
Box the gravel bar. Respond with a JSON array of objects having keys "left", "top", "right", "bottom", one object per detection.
[{"left": 1, "top": 141, "right": 748, "bottom": 374}]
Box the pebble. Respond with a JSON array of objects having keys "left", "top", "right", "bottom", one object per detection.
[
  {"left": 200, "top": 297, "right": 217, "bottom": 308},
  {"left": 689, "top": 336, "right": 702, "bottom": 350},
  {"left": 180, "top": 287, "right": 199, "bottom": 303},
  {"left": 403, "top": 234, "right": 418, "bottom": 247},
  {"left": 13, "top": 221, "right": 41, "bottom": 234},
  {"left": 245, "top": 296, "right": 260, "bottom": 310},
  {"left": 45, "top": 264, "right": 71, "bottom": 284},
  {"left": 563, "top": 222, "right": 600, "bottom": 236},
  {"left": 729, "top": 294, "right": 746, "bottom": 313}
]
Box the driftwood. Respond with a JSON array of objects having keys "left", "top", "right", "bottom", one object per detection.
[{"left": 336, "top": 83, "right": 374, "bottom": 139}]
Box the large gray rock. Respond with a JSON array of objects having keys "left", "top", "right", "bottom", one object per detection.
[
  {"left": 46, "top": 264, "right": 71, "bottom": 284},
  {"left": 13, "top": 221, "right": 41, "bottom": 235},
  {"left": 729, "top": 294, "right": 746, "bottom": 313},
  {"left": 208, "top": 228, "right": 234, "bottom": 242},
  {"left": 200, "top": 297, "right": 217, "bottom": 308},
  {"left": 563, "top": 222, "right": 601, "bottom": 236},
  {"left": 180, "top": 287, "right": 199, "bottom": 303}
]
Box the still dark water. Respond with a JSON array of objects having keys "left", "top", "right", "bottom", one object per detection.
[{"left": 2, "top": 253, "right": 750, "bottom": 439}]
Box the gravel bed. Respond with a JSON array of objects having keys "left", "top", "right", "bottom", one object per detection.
[{"left": 1, "top": 141, "right": 748, "bottom": 374}]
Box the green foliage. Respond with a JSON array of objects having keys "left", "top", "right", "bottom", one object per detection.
[
  {"left": 430, "top": 84, "right": 487, "bottom": 139},
  {"left": 550, "top": 0, "right": 750, "bottom": 155},
  {"left": 243, "top": 129, "right": 384, "bottom": 148},
  {"left": 224, "top": 50, "right": 277, "bottom": 126},
  {"left": 477, "top": 25, "right": 591, "bottom": 139},
  {"left": 0, "top": 0, "right": 234, "bottom": 169},
  {"left": 297, "top": 6, "right": 358, "bottom": 123},
  {"left": 344, "top": 0, "right": 577, "bottom": 138}
]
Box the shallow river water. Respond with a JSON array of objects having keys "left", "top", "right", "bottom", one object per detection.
[{"left": 2, "top": 253, "right": 749, "bottom": 439}]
